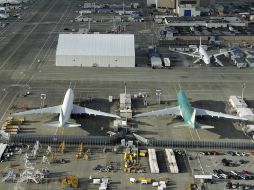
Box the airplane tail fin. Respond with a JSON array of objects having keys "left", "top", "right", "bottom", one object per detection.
[
  {"left": 45, "top": 121, "right": 61, "bottom": 127},
  {"left": 59, "top": 108, "right": 64, "bottom": 127},
  {"left": 191, "top": 109, "right": 196, "bottom": 125},
  {"left": 191, "top": 110, "right": 214, "bottom": 129}
]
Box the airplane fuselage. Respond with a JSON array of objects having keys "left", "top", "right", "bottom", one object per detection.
[
  {"left": 59, "top": 88, "right": 74, "bottom": 126},
  {"left": 177, "top": 90, "right": 196, "bottom": 128},
  {"left": 199, "top": 46, "right": 210, "bottom": 65}
]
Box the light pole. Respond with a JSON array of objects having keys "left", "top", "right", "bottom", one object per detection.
[
  {"left": 40, "top": 94, "right": 46, "bottom": 108},
  {"left": 142, "top": 92, "right": 148, "bottom": 106},
  {"left": 241, "top": 83, "right": 246, "bottom": 101},
  {"left": 155, "top": 89, "right": 161, "bottom": 104}
]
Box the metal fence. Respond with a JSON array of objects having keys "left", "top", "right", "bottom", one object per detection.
[
  {"left": 8, "top": 134, "right": 254, "bottom": 150},
  {"left": 149, "top": 140, "right": 254, "bottom": 150},
  {"left": 9, "top": 134, "right": 120, "bottom": 145}
]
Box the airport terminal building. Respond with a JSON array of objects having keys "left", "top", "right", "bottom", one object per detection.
[{"left": 56, "top": 34, "right": 135, "bottom": 67}]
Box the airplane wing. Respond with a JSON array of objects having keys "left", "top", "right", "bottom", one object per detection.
[
  {"left": 13, "top": 105, "right": 61, "bottom": 116},
  {"left": 194, "top": 108, "right": 248, "bottom": 121},
  {"left": 210, "top": 49, "right": 235, "bottom": 59},
  {"left": 134, "top": 106, "right": 180, "bottom": 117},
  {"left": 72, "top": 105, "right": 120, "bottom": 119},
  {"left": 193, "top": 58, "right": 202, "bottom": 64},
  {"left": 212, "top": 52, "right": 229, "bottom": 58},
  {"left": 214, "top": 57, "right": 224, "bottom": 66},
  {"left": 210, "top": 51, "right": 233, "bottom": 67},
  {"left": 170, "top": 50, "right": 200, "bottom": 58}
]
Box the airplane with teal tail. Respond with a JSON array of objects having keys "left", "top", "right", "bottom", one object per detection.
[{"left": 134, "top": 89, "right": 248, "bottom": 129}]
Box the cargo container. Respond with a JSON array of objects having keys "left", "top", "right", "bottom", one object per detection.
[{"left": 148, "top": 149, "right": 160, "bottom": 173}]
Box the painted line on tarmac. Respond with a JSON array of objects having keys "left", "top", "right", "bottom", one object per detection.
[{"left": 0, "top": 91, "right": 19, "bottom": 123}]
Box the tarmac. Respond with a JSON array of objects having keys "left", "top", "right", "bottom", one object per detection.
[{"left": 0, "top": 0, "right": 254, "bottom": 189}]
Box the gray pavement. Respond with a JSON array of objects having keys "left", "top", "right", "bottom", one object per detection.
[{"left": 0, "top": 0, "right": 254, "bottom": 189}]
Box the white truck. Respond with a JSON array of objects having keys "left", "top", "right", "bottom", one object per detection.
[
  {"left": 75, "top": 15, "right": 92, "bottom": 22},
  {"left": 163, "top": 58, "right": 171, "bottom": 68}
]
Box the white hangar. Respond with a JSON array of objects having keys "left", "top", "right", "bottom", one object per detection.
[{"left": 56, "top": 34, "right": 135, "bottom": 67}]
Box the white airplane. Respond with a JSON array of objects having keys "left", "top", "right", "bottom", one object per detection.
[
  {"left": 13, "top": 88, "right": 120, "bottom": 127},
  {"left": 170, "top": 37, "right": 229, "bottom": 66},
  {"left": 134, "top": 89, "right": 248, "bottom": 129},
  {"left": 0, "top": 0, "right": 21, "bottom": 5}
]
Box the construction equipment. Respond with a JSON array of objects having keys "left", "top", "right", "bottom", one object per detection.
[
  {"left": 188, "top": 183, "right": 198, "bottom": 190},
  {"left": 83, "top": 154, "right": 89, "bottom": 160},
  {"left": 139, "top": 149, "right": 147, "bottom": 157},
  {"left": 18, "top": 156, "right": 46, "bottom": 184},
  {"left": 23, "top": 141, "right": 40, "bottom": 160},
  {"left": 60, "top": 175, "right": 78, "bottom": 189},
  {"left": 76, "top": 143, "right": 84, "bottom": 159},
  {"left": 2, "top": 116, "right": 25, "bottom": 134},
  {"left": 123, "top": 145, "right": 142, "bottom": 173},
  {"left": 2, "top": 169, "right": 17, "bottom": 183},
  {"left": 76, "top": 143, "right": 88, "bottom": 160},
  {"left": 2, "top": 127, "right": 19, "bottom": 134},
  {"left": 46, "top": 145, "right": 52, "bottom": 155},
  {"left": 10, "top": 164, "right": 20, "bottom": 168},
  {"left": 59, "top": 141, "right": 65, "bottom": 154},
  {"left": 41, "top": 155, "right": 49, "bottom": 165},
  {"left": 5, "top": 117, "right": 25, "bottom": 125},
  {"left": 217, "top": 10, "right": 224, "bottom": 16},
  {"left": 49, "top": 151, "right": 56, "bottom": 162},
  {"left": 138, "top": 177, "right": 152, "bottom": 184}
]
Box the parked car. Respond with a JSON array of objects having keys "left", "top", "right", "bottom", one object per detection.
[
  {"left": 242, "top": 184, "right": 252, "bottom": 190},
  {"left": 239, "top": 160, "right": 249, "bottom": 164},
  {"left": 231, "top": 183, "right": 239, "bottom": 189},
  {"left": 226, "top": 181, "right": 232, "bottom": 189},
  {"left": 228, "top": 151, "right": 236, "bottom": 156},
  {"left": 222, "top": 158, "right": 237, "bottom": 166}
]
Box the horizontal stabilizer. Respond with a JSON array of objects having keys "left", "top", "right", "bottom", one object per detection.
[
  {"left": 169, "top": 49, "right": 200, "bottom": 58},
  {"left": 193, "top": 58, "right": 201, "bottom": 64},
  {"left": 66, "top": 122, "right": 81, "bottom": 127},
  {"left": 45, "top": 121, "right": 60, "bottom": 127},
  {"left": 197, "top": 124, "right": 214, "bottom": 129},
  {"left": 45, "top": 121, "right": 81, "bottom": 127},
  {"left": 172, "top": 123, "right": 190, "bottom": 128},
  {"left": 214, "top": 57, "right": 224, "bottom": 66},
  {"left": 134, "top": 106, "right": 180, "bottom": 118}
]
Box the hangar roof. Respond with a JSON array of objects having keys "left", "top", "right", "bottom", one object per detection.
[{"left": 56, "top": 34, "right": 135, "bottom": 56}]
